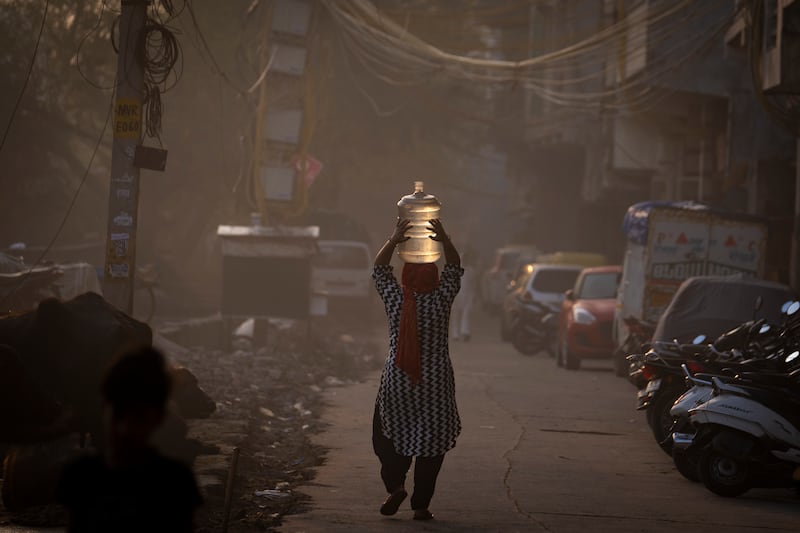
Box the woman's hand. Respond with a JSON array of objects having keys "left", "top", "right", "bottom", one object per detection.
[
  {"left": 428, "top": 219, "right": 460, "bottom": 265},
  {"left": 375, "top": 219, "right": 411, "bottom": 265},
  {"left": 427, "top": 219, "right": 449, "bottom": 242},
  {"left": 390, "top": 218, "right": 412, "bottom": 245}
]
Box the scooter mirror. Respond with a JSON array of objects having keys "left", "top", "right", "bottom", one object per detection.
[
  {"left": 759, "top": 324, "right": 771, "bottom": 334},
  {"left": 788, "top": 302, "right": 800, "bottom": 316},
  {"left": 786, "top": 350, "right": 799, "bottom": 363},
  {"left": 692, "top": 334, "right": 706, "bottom": 344},
  {"left": 781, "top": 301, "right": 792, "bottom": 313}
]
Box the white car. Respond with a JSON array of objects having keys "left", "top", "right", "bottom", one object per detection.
[
  {"left": 311, "top": 240, "right": 372, "bottom": 300},
  {"left": 501, "top": 263, "right": 583, "bottom": 341},
  {"left": 480, "top": 245, "right": 540, "bottom": 313}
]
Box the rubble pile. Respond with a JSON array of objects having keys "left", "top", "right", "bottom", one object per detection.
[
  {"left": 162, "top": 319, "right": 383, "bottom": 532},
  {"left": 0, "top": 294, "right": 384, "bottom": 531}
]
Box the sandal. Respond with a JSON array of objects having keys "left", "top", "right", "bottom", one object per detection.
[
  {"left": 380, "top": 488, "right": 407, "bottom": 516},
  {"left": 413, "top": 509, "right": 434, "bottom": 521}
]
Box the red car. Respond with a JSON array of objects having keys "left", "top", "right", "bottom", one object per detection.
[{"left": 557, "top": 266, "right": 622, "bottom": 370}]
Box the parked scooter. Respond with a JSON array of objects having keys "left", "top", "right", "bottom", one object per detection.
[
  {"left": 670, "top": 353, "right": 798, "bottom": 483},
  {"left": 629, "top": 312, "right": 790, "bottom": 456},
  {"left": 669, "top": 301, "right": 800, "bottom": 487},
  {"left": 628, "top": 339, "right": 715, "bottom": 455},
  {"left": 670, "top": 365, "right": 717, "bottom": 481},
  {"left": 675, "top": 355, "right": 800, "bottom": 497},
  {"left": 509, "top": 300, "right": 558, "bottom": 357}
]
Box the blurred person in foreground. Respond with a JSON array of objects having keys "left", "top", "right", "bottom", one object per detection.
[
  {"left": 57, "top": 346, "right": 202, "bottom": 532},
  {"left": 371, "top": 218, "right": 462, "bottom": 521}
]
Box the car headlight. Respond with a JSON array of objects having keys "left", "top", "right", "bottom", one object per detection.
[{"left": 573, "top": 307, "right": 596, "bottom": 325}]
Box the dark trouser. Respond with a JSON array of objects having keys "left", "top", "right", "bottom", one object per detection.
[{"left": 372, "top": 406, "right": 445, "bottom": 510}]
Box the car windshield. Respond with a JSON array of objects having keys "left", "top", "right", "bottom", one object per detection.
[
  {"left": 531, "top": 269, "right": 580, "bottom": 293},
  {"left": 314, "top": 244, "right": 368, "bottom": 269},
  {"left": 578, "top": 272, "right": 619, "bottom": 299}
]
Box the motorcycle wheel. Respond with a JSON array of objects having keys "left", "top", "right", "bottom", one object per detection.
[
  {"left": 511, "top": 328, "right": 541, "bottom": 356},
  {"left": 699, "top": 449, "right": 751, "bottom": 497},
  {"left": 672, "top": 447, "right": 701, "bottom": 482},
  {"left": 647, "top": 385, "right": 684, "bottom": 456}
]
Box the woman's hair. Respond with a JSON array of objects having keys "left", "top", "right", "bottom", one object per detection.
[
  {"left": 101, "top": 345, "right": 172, "bottom": 415},
  {"left": 401, "top": 263, "right": 439, "bottom": 292}
]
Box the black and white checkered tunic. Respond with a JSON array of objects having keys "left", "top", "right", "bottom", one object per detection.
[{"left": 372, "top": 264, "right": 463, "bottom": 457}]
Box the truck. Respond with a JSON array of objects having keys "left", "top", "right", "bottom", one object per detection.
[{"left": 614, "top": 201, "right": 768, "bottom": 351}]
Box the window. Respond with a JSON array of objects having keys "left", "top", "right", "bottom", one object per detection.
[
  {"left": 577, "top": 272, "right": 620, "bottom": 299},
  {"left": 531, "top": 269, "right": 580, "bottom": 293}
]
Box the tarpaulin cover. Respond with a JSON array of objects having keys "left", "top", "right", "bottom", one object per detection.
[
  {"left": 621, "top": 201, "right": 708, "bottom": 245},
  {"left": 652, "top": 276, "right": 796, "bottom": 343}
]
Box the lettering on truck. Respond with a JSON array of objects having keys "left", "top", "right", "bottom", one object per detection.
[
  {"left": 651, "top": 262, "right": 705, "bottom": 281},
  {"left": 707, "top": 263, "right": 755, "bottom": 277},
  {"left": 651, "top": 262, "right": 755, "bottom": 281}
]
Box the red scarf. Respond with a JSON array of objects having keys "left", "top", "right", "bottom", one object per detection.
[{"left": 397, "top": 263, "right": 439, "bottom": 385}]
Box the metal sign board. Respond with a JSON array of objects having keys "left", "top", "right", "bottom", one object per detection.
[
  {"left": 264, "top": 110, "right": 303, "bottom": 144},
  {"left": 259, "top": 165, "right": 295, "bottom": 202},
  {"left": 272, "top": 45, "right": 307, "bottom": 76}
]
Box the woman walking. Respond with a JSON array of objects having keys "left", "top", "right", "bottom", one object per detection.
[{"left": 371, "top": 217, "right": 462, "bottom": 521}]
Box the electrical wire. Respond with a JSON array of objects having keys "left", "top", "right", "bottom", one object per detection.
[
  {"left": 331, "top": 0, "right": 701, "bottom": 84},
  {"left": 0, "top": 0, "right": 50, "bottom": 158},
  {"left": 328, "top": 0, "right": 734, "bottom": 112},
  {"left": 524, "top": 9, "right": 735, "bottom": 107},
  {"left": 327, "top": 0, "right": 695, "bottom": 79},
  {"left": 339, "top": 33, "right": 409, "bottom": 117},
  {"left": 184, "top": 0, "right": 252, "bottom": 96},
  {"left": 75, "top": 1, "right": 120, "bottom": 91},
  {"left": 137, "top": 15, "right": 182, "bottom": 138},
  {"left": 0, "top": 87, "right": 116, "bottom": 310}
]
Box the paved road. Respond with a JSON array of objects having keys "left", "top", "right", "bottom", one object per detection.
[{"left": 281, "top": 316, "right": 799, "bottom": 533}]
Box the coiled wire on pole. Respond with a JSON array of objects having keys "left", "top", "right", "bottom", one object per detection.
[{"left": 137, "top": 3, "right": 183, "bottom": 139}]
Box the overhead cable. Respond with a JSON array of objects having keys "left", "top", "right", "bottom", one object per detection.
[
  {"left": 0, "top": 0, "right": 50, "bottom": 158},
  {"left": 0, "top": 87, "right": 115, "bottom": 309}
]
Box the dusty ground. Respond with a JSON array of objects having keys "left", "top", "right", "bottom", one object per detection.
[
  {"left": 0, "top": 308, "right": 384, "bottom": 532},
  {"left": 170, "top": 315, "right": 383, "bottom": 532}
]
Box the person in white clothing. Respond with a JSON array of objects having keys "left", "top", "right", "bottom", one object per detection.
[{"left": 450, "top": 248, "right": 476, "bottom": 341}]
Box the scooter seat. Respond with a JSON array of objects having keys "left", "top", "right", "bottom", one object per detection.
[
  {"left": 679, "top": 344, "right": 709, "bottom": 356},
  {"left": 736, "top": 371, "right": 797, "bottom": 388}
]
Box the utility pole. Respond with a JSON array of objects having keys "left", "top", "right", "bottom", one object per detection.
[{"left": 103, "top": 0, "right": 147, "bottom": 314}]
